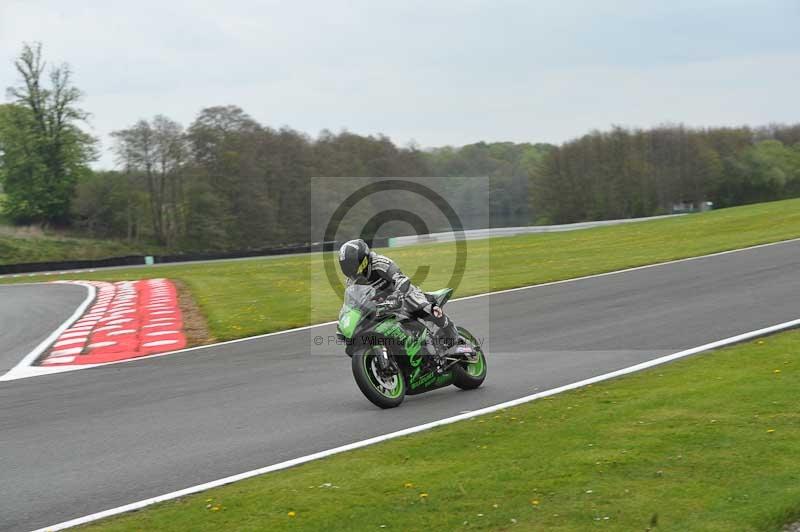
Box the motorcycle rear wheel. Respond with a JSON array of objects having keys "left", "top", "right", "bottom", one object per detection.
[
  {"left": 452, "top": 326, "right": 487, "bottom": 390},
  {"left": 352, "top": 347, "right": 406, "bottom": 409}
]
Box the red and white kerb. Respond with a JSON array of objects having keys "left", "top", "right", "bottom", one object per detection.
[{"left": 40, "top": 279, "right": 187, "bottom": 366}]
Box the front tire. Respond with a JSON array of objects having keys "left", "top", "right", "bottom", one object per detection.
[
  {"left": 352, "top": 347, "right": 406, "bottom": 409},
  {"left": 452, "top": 326, "right": 487, "bottom": 390}
]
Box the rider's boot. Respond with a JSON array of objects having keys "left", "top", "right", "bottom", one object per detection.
[
  {"left": 437, "top": 319, "right": 479, "bottom": 363},
  {"left": 434, "top": 321, "right": 462, "bottom": 360}
]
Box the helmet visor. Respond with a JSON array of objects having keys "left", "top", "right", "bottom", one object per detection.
[{"left": 340, "top": 253, "right": 370, "bottom": 281}]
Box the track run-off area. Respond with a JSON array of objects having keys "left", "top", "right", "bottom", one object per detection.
[{"left": 1, "top": 239, "right": 799, "bottom": 531}]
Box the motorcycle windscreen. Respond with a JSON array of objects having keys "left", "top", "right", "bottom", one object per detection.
[{"left": 339, "top": 284, "right": 377, "bottom": 338}]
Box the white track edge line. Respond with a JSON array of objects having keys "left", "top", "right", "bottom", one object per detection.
[
  {"left": 0, "top": 283, "right": 95, "bottom": 382},
  {"left": 33, "top": 317, "right": 800, "bottom": 532},
  {"left": 5, "top": 235, "right": 800, "bottom": 382},
  {"left": 455, "top": 235, "right": 800, "bottom": 302}
]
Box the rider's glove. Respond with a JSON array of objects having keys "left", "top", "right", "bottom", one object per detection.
[{"left": 384, "top": 293, "right": 403, "bottom": 309}]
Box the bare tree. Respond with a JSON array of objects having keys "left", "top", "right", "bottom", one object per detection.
[{"left": 112, "top": 116, "right": 187, "bottom": 245}]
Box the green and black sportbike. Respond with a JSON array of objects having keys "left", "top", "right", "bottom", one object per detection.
[{"left": 337, "top": 283, "right": 487, "bottom": 409}]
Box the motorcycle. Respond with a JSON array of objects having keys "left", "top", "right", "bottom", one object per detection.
[{"left": 336, "top": 283, "right": 487, "bottom": 408}]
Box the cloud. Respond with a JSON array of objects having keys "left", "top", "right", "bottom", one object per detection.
[{"left": 1, "top": 0, "right": 798, "bottom": 168}]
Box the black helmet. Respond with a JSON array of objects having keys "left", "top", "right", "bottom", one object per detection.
[{"left": 339, "top": 239, "right": 371, "bottom": 280}]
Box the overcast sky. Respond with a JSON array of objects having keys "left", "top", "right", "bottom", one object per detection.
[{"left": 1, "top": 0, "right": 799, "bottom": 169}]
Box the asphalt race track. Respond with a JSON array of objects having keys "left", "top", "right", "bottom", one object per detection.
[
  {"left": 0, "top": 283, "right": 87, "bottom": 374},
  {"left": 1, "top": 240, "right": 799, "bottom": 531}
]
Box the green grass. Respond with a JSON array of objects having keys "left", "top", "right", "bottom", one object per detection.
[
  {"left": 0, "top": 190, "right": 165, "bottom": 263},
  {"left": 2, "top": 198, "right": 800, "bottom": 343},
  {"left": 0, "top": 233, "right": 165, "bottom": 266},
  {"left": 82, "top": 328, "right": 800, "bottom": 531}
]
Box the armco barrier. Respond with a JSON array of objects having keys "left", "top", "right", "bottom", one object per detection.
[
  {"left": 0, "top": 214, "right": 681, "bottom": 275},
  {"left": 0, "top": 255, "right": 147, "bottom": 275},
  {"left": 387, "top": 214, "right": 684, "bottom": 247},
  {"left": 0, "top": 238, "right": 390, "bottom": 276}
]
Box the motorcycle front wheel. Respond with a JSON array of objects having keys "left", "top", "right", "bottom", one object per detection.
[{"left": 352, "top": 347, "right": 406, "bottom": 409}]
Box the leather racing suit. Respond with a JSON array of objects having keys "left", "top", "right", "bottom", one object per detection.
[{"left": 346, "top": 251, "right": 458, "bottom": 353}]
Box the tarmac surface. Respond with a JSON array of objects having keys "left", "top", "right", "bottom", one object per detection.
[{"left": 1, "top": 240, "right": 799, "bottom": 531}]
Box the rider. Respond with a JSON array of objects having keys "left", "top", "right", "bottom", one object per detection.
[{"left": 338, "top": 238, "right": 459, "bottom": 356}]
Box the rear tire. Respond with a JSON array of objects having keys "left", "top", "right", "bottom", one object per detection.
[
  {"left": 452, "top": 326, "right": 487, "bottom": 390},
  {"left": 352, "top": 347, "right": 406, "bottom": 409}
]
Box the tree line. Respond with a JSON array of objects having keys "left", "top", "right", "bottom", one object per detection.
[
  {"left": 95, "top": 116, "right": 548, "bottom": 249},
  {"left": 1, "top": 43, "right": 799, "bottom": 253},
  {"left": 531, "top": 124, "right": 800, "bottom": 224}
]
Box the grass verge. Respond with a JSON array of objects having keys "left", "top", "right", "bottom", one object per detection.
[
  {"left": 0, "top": 233, "right": 164, "bottom": 266},
  {"left": 2, "top": 198, "right": 800, "bottom": 342},
  {"left": 82, "top": 328, "right": 800, "bottom": 531}
]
